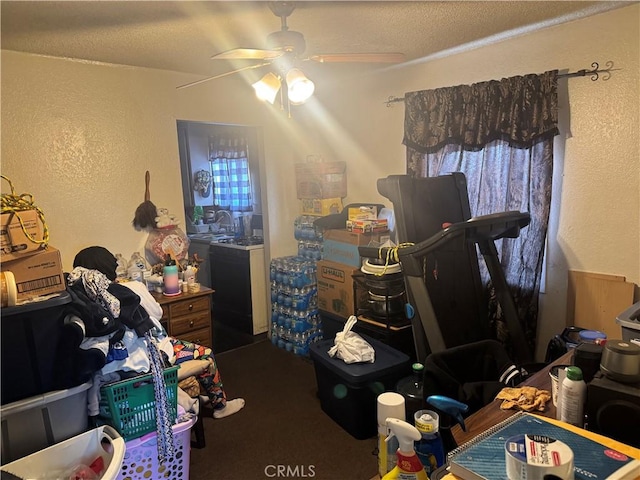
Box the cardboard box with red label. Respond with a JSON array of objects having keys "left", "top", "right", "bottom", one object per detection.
[{"left": 346, "top": 218, "right": 389, "bottom": 234}]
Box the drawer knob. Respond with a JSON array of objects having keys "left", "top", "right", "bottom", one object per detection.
[
  {"left": 189, "top": 320, "right": 194, "bottom": 327},
  {"left": 188, "top": 304, "right": 194, "bottom": 311}
]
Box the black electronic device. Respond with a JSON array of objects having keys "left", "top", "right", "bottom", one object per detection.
[{"left": 586, "top": 371, "right": 640, "bottom": 447}]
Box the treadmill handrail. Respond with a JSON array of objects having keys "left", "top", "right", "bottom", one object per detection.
[{"left": 358, "top": 211, "right": 530, "bottom": 276}]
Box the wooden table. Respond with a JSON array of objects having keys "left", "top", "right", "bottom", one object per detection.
[{"left": 451, "top": 351, "right": 573, "bottom": 445}]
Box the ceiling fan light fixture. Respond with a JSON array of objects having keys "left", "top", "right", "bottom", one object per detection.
[
  {"left": 252, "top": 72, "right": 282, "bottom": 104},
  {"left": 286, "top": 68, "right": 314, "bottom": 105}
]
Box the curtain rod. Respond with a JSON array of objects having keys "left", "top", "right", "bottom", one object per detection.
[{"left": 385, "top": 61, "right": 618, "bottom": 107}]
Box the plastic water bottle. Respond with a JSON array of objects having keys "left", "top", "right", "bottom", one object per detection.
[
  {"left": 559, "top": 366, "right": 586, "bottom": 427},
  {"left": 396, "top": 363, "right": 425, "bottom": 422},
  {"left": 115, "top": 253, "right": 127, "bottom": 280},
  {"left": 127, "top": 252, "right": 145, "bottom": 281}
]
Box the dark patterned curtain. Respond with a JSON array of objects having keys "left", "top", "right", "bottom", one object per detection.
[
  {"left": 208, "top": 133, "right": 252, "bottom": 212},
  {"left": 404, "top": 71, "right": 558, "bottom": 355}
]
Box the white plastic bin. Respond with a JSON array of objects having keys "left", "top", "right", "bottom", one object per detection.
[
  {"left": 1, "top": 381, "right": 92, "bottom": 464},
  {"left": 117, "top": 416, "right": 196, "bottom": 480},
  {"left": 616, "top": 301, "right": 640, "bottom": 342},
  {"left": 1, "top": 425, "right": 125, "bottom": 480}
]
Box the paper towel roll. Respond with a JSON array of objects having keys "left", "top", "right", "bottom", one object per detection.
[{"left": 505, "top": 434, "right": 574, "bottom": 480}]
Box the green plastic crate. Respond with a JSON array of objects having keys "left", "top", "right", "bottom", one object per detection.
[{"left": 98, "top": 366, "right": 179, "bottom": 441}]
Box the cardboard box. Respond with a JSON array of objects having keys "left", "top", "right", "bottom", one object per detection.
[
  {"left": 346, "top": 219, "right": 389, "bottom": 234},
  {"left": 316, "top": 259, "right": 365, "bottom": 319},
  {"left": 301, "top": 198, "right": 343, "bottom": 217},
  {"left": 322, "top": 229, "right": 390, "bottom": 267},
  {"left": 2, "top": 246, "right": 65, "bottom": 303},
  {"left": 295, "top": 161, "right": 347, "bottom": 199},
  {"left": 347, "top": 206, "right": 378, "bottom": 221},
  {"left": 1, "top": 210, "right": 45, "bottom": 260}
]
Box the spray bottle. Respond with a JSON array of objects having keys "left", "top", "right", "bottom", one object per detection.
[
  {"left": 414, "top": 410, "right": 445, "bottom": 477},
  {"left": 381, "top": 418, "right": 429, "bottom": 480}
]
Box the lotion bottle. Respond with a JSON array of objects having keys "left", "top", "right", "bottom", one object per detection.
[
  {"left": 382, "top": 418, "right": 429, "bottom": 480},
  {"left": 559, "top": 365, "right": 586, "bottom": 427}
]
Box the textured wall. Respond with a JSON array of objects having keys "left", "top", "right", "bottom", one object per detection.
[
  {"left": 306, "top": 4, "right": 640, "bottom": 360},
  {"left": 2, "top": 5, "right": 638, "bottom": 361}
]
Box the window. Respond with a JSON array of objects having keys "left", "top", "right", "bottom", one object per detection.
[{"left": 209, "top": 134, "right": 253, "bottom": 212}]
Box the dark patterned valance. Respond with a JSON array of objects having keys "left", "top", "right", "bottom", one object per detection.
[
  {"left": 403, "top": 70, "right": 559, "bottom": 154},
  {"left": 209, "top": 133, "right": 248, "bottom": 161}
]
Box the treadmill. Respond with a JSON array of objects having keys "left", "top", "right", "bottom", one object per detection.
[{"left": 358, "top": 173, "right": 532, "bottom": 364}]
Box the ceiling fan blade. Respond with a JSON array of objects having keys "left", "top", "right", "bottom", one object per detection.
[
  {"left": 176, "top": 62, "right": 271, "bottom": 90},
  {"left": 307, "top": 53, "right": 405, "bottom": 64},
  {"left": 211, "top": 48, "right": 284, "bottom": 61}
]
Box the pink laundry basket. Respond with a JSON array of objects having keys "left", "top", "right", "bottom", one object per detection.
[{"left": 116, "top": 415, "right": 196, "bottom": 480}]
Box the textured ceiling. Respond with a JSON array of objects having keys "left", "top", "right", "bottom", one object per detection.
[{"left": 1, "top": 1, "right": 630, "bottom": 80}]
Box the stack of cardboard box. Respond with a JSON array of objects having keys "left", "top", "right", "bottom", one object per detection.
[
  {"left": 1, "top": 209, "right": 65, "bottom": 306},
  {"left": 295, "top": 160, "right": 347, "bottom": 216},
  {"left": 316, "top": 207, "right": 391, "bottom": 321}
]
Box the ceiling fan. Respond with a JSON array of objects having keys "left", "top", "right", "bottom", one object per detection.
[{"left": 176, "top": 1, "right": 405, "bottom": 93}]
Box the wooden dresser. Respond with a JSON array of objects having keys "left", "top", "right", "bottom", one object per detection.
[{"left": 151, "top": 287, "right": 214, "bottom": 348}]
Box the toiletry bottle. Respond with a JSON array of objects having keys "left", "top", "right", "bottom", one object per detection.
[
  {"left": 559, "top": 366, "right": 586, "bottom": 427},
  {"left": 382, "top": 418, "right": 429, "bottom": 480},
  {"left": 377, "top": 392, "right": 406, "bottom": 478},
  {"left": 414, "top": 410, "right": 445, "bottom": 476},
  {"left": 163, "top": 254, "right": 180, "bottom": 295}
]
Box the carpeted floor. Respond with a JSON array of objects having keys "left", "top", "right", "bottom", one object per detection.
[{"left": 189, "top": 340, "right": 379, "bottom": 480}]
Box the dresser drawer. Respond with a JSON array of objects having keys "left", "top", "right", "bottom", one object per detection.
[
  {"left": 171, "top": 310, "right": 211, "bottom": 335},
  {"left": 177, "top": 327, "right": 212, "bottom": 348},
  {"left": 160, "top": 296, "right": 210, "bottom": 321}
]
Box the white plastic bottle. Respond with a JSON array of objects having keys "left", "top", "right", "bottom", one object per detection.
[
  {"left": 559, "top": 365, "right": 586, "bottom": 427},
  {"left": 377, "top": 392, "right": 405, "bottom": 478},
  {"left": 127, "top": 252, "right": 146, "bottom": 281},
  {"left": 115, "top": 253, "right": 127, "bottom": 280}
]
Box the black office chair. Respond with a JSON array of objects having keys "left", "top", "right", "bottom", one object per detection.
[{"left": 421, "top": 339, "right": 526, "bottom": 454}]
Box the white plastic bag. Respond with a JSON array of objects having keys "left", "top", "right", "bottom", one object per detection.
[{"left": 328, "top": 316, "right": 375, "bottom": 364}]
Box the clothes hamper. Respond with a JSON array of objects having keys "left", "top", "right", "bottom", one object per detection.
[
  {"left": 309, "top": 335, "right": 410, "bottom": 439},
  {"left": 0, "top": 425, "right": 125, "bottom": 480},
  {"left": 116, "top": 416, "right": 196, "bottom": 480},
  {"left": 0, "top": 380, "right": 91, "bottom": 464}
]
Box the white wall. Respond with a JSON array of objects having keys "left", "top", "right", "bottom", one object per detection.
[
  {"left": 0, "top": 53, "right": 307, "bottom": 266},
  {"left": 2, "top": 4, "right": 638, "bottom": 360}
]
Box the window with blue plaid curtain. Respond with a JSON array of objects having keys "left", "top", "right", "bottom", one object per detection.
[{"left": 208, "top": 133, "right": 252, "bottom": 212}]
